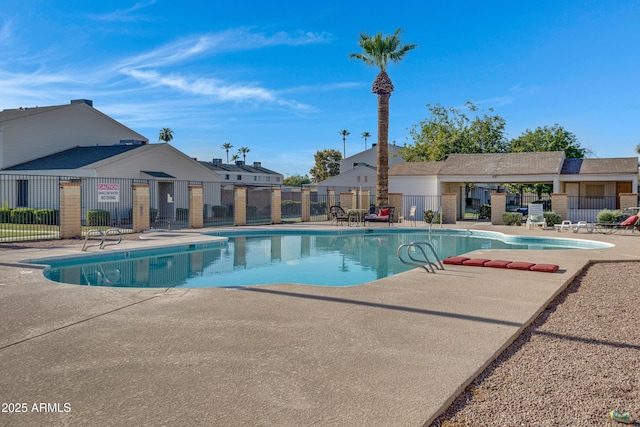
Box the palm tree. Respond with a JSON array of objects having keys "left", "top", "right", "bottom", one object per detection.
[
  {"left": 636, "top": 143, "right": 640, "bottom": 155},
  {"left": 221, "top": 142, "right": 233, "bottom": 164},
  {"left": 230, "top": 154, "right": 240, "bottom": 163},
  {"left": 158, "top": 127, "right": 174, "bottom": 143},
  {"left": 350, "top": 28, "right": 416, "bottom": 205},
  {"left": 339, "top": 130, "right": 350, "bottom": 157},
  {"left": 238, "top": 146, "right": 250, "bottom": 163},
  {"left": 361, "top": 131, "right": 372, "bottom": 150}
]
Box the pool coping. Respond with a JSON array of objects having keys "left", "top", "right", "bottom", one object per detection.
[{"left": 1, "top": 222, "right": 639, "bottom": 426}]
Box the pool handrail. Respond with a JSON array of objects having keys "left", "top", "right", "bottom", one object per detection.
[{"left": 397, "top": 241, "right": 444, "bottom": 273}]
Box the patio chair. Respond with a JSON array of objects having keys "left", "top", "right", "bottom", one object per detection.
[
  {"left": 554, "top": 220, "right": 572, "bottom": 232},
  {"left": 526, "top": 203, "right": 546, "bottom": 229},
  {"left": 329, "top": 206, "right": 349, "bottom": 226},
  {"left": 596, "top": 214, "right": 640, "bottom": 234},
  {"left": 571, "top": 221, "right": 594, "bottom": 233},
  {"left": 407, "top": 206, "right": 417, "bottom": 226}
]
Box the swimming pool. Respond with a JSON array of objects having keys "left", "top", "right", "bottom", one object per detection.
[{"left": 30, "top": 229, "right": 612, "bottom": 288}]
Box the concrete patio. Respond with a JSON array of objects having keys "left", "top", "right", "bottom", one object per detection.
[{"left": 1, "top": 222, "right": 638, "bottom": 426}]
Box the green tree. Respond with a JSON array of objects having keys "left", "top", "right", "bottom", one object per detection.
[
  {"left": 238, "top": 146, "right": 250, "bottom": 163},
  {"left": 283, "top": 174, "right": 312, "bottom": 186},
  {"left": 158, "top": 127, "right": 173, "bottom": 143},
  {"left": 400, "top": 102, "right": 508, "bottom": 162},
  {"left": 230, "top": 154, "right": 239, "bottom": 163},
  {"left": 636, "top": 143, "right": 640, "bottom": 155},
  {"left": 361, "top": 131, "right": 372, "bottom": 150},
  {"left": 339, "top": 129, "right": 350, "bottom": 157},
  {"left": 309, "top": 149, "right": 342, "bottom": 182},
  {"left": 221, "top": 142, "right": 233, "bottom": 164},
  {"left": 350, "top": 28, "right": 416, "bottom": 206},
  {"left": 509, "top": 124, "right": 591, "bottom": 158}
]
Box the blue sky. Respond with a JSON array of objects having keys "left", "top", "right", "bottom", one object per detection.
[{"left": 1, "top": 1, "right": 639, "bottom": 176}]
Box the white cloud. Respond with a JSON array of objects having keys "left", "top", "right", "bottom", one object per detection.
[{"left": 86, "top": 0, "right": 157, "bottom": 22}]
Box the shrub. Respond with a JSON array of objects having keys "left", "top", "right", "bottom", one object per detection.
[
  {"left": 543, "top": 211, "right": 562, "bottom": 226},
  {"left": 87, "top": 209, "right": 110, "bottom": 226},
  {"left": 34, "top": 209, "right": 59, "bottom": 225},
  {"left": 597, "top": 209, "right": 626, "bottom": 224},
  {"left": 479, "top": 204, "right": 491, "bottom": 219},
  {"left": 176, "top": 208, "right": 189, "bottom": 221},
  {"left": 0, "top": 207, "right": 11, "bottom": 223},
  {"left": 149, "top": 208, "right": 158, "bottom": 223},
  {"left": 311, "top": 201, "right": 326, "bottom": 216},
  {"left": 423, "top": 210, "right": 441, "bottom": 224},
  {"left": 502, "top": 212, "right": 523, "bottom": 226},
  {"left": 10, "top": 208, "right": 35, "bottom": 224},
  {"left": 281, "top": 200, "right": 301, "bottom": 216},
  {"left": 211, "top": 205, "right": 230, "bottom": 218}
]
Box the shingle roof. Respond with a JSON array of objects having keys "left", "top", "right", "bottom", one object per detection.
[
  {"left": 199, "top": 161, "right": 281, "bottom": 175},
  {"left": 3, "top": 145, "right": 143, "bottom": 170},
  {"left": 389, "top": 161, "right": 444, "bottom": 176},
  {"left": 561, "top": 157, "right": 638, "bottom": 174},
  {"left": 438, "top": 151, "right": 566, "bottom": 175}
]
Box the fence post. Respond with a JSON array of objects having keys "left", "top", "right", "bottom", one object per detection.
[
  {"left": 551, "top": 193, "right": 568, "bottom": 220},
  {"left": 189, "top": 185, "right": 203, "bottom": 228},
  {"left": 359, "top": 189, "right": 370, "bottom": 211},
  {"left": 301, "top": 187, "right": 310, "bottom": 222},
  {"left": 234, "top": 186, "right": 247, "bottom": 226},
  {"left": 132, "top": 183, "right": 150, "bottom": 232},
  {"left": 339, "top": 192, "right": 353, "bottom": 210},
  {"left": 271, "top": 187, "right": 282, "bottom": 224},
  {"left": 490, "top": 192, "right": 506, "bottom": 225},
  {"left": 441, "top": 193, "right": 457, "bottom": 224},
  {"left": 59, "top": 181, "right": 82, "bottom": 239},
  {"left": 388, "top": 192, "right": 402, "bottom": 222},
  {"left": 327, "top": 189, "right": 335, "bottom": 219},
  {"left": 619, "top": 193, "right": 639, "bottom": 210}
]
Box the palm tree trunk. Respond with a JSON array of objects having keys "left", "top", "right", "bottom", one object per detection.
[{"left": 376, "top": 93, "right": 390, "bottom": 206}]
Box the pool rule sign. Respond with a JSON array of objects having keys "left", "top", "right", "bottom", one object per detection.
[{"left": 97, "top": 183, "right": 120, "bottom": 202}]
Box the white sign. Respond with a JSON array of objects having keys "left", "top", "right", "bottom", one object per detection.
[{"left": 98, "top": 183, "right": 120, "bottom": 202}]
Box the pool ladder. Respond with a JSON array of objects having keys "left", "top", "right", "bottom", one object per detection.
[
  {"left": 82, "top": 228, "right": 122, "bottom": 251},
  {"left": 397, "top": 241, "right": 444, "bottom": 273}
]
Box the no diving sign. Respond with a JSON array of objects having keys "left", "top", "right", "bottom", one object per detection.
[{"left": 98, "top": 183, "right": 120, "bottom": 202}]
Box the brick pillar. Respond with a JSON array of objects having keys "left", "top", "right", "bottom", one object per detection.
[
  {"left": 619, "top": 193, "right": 639, "bottom": 210},
  {"left": 234, "top": 186, "right": 247, "bottom": 226},
  {"left": 359, "top": 189, "right": 370, "bottom": 211},
  {"left": 59, "top": 181, "right": 82, "bottom": 239},
  {"left": 551, "top": 193, "right": 568, "bottom": 220},
  {"left": 490, "top": 192, "right": 506, "bottom": 225},
  {"left": 271, "top": 187, "right": 282, "bottom": 224},
  {"left": 441, "top": 193, "right": 457, "bottom": 224},
  {"left": 388, "top": 193, "right": 402, "bottom": 222},
  {"left": 132, "top": 183, "right": 150, "bottom": 233},
  {"left": 327, "top": 189, "right": 335, "bottom": 220},
  {"left": 301, "top": 187, "right": 310, "bottom": 222},
  {"left": 340, "top": 192, "right": 353, "bottom": 210},
  {"left": 189, "top": 185, "right": 203, "bottom": 228}
]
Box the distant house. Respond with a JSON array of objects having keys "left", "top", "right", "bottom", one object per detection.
[
  {"left": 0, "top": 99, "right": 222, "bottom": 221},
  {"left": 316, "top": 143, "right": 404, "bottom": 194},
  {"left": 200, "top": 159, "right": 283, "bottom": 187},
  {"left": 389, "top": 151, "right": 639, "bottom": 222}
]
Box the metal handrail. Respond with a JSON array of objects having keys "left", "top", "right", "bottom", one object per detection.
[
  {"left": 429, "top": 205, "right": 442, "bottom": 234},
  {"left": 397, "top": 241, "right": 444, "bottom": 273},
  {"left": 101, "top": 228, "right": 122, "bottom": 249},
  {"left": 82, "top": 229, "right": 104, "bottom": 251}
]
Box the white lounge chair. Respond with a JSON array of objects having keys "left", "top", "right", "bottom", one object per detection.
[
  {"left": 554, "top": 220, "right": 572, "bottom": 232},
  {"left": 571, "top": 221, "right": 594, "bottom": 233},
  {"left": 526, "top": 203, "right": 547, "bottom": 229}
]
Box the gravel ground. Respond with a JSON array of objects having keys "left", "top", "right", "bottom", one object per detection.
[{"left": 430, "top": 261, "right": 640, "bottom": 427}]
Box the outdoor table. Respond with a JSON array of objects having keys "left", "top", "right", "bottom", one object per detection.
[{"left": 348, "top": 209, "right": 368, "bottom": 227}]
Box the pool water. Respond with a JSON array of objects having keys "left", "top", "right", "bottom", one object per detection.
[{"left": 35, "top": 230, "right": 611, "bottom": 288}]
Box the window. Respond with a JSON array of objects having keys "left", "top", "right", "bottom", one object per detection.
[
  {"left": 225, "top": 174, "right": 229, "bottom": 180},
  {"left": 17, "top": 180, "right": 28, "bottom": 207},
  {"left": 237, "top": 175, "right": 242, "bottom": 180},
  {"left": 364, "top": 176, "right": 368, "bottom": 183},
  {"left": 254, "top": 176, "right": 258, "bottom": 181},
  {"left": 357, "top": 176, "right": 361, "bottom": 183}
]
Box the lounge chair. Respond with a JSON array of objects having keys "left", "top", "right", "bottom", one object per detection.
[
  {"left": 554, "top": 220, "right": 572, "bottom": 232},
  {"left": 526, "top": 203, "right": 546, "bottom": 229},
  {"left": 571, "top": 221, "right": 594, "bottom": 233},
  {"left": 595, "top": 214, "right": 640, "bottom": 234},
  {"left": 329, "top": 206, "right": 349, "bottom": 226}
]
